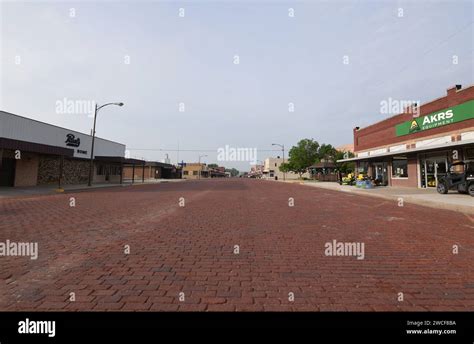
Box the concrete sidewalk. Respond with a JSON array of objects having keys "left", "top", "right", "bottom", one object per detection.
[
  {"left": 292, "top": 180, "right": 474, "bottom": 215},
  {"left": 0, "top": 178, "right": 185, "bottom": 199}
]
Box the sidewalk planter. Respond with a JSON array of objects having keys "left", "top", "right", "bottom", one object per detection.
[{"left": 356, "top": 180, "right": 373, "bottom": 189}]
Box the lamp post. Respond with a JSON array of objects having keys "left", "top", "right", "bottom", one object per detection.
[
  {"left": 88, "top": 102, "right": 124, "bottom": 186},
  {"left": 198, "top": 154, "right": 207, "bottom": 179},
  {"left": 272, "top": 143, "right": 285, "bottom": 181}
]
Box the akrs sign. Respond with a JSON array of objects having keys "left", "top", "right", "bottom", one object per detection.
[{"left": 395, "top": 100, "right": 474, "bottom": 137}]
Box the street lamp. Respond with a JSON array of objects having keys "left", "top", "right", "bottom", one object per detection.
[
  {"left": 88, "top": 102, "right": 124, "bottom": 186},
  {"left": 272, "top": 143, "right": 285, "bottom": 181},
  {"left": 198, "top": 154, "right": 207, "bottom": 179}
]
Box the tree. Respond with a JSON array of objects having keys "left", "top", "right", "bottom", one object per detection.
[
  {"left": 335, "top": 150, "right": 355, "bottom": 174},
  {"left": 279, "top": 162, "right": 292, "bottom": 173},
  {"left": 207, "top": 163, "right": 219, "bottom": 169},
  {"left": 318, "top": 143, "right": 338, "bottom": 162},
  {"left": 285, "top": 139, "right": 320, "bottom": 178}
]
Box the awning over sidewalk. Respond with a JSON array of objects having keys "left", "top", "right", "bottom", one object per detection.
[
  {"left": 309, "top": 161, "right": 336, "bottom": 169},
  {"left": 145, "top": 161, "right": 175, "bottom": 169},
  {"left": 94, "top": 156, "right": 145, "bottom": 165},
  {"left": 94, "top": 156, "right": 147, "bottom": 184},
  {"left": 337, "top": 139, "right": 474, "bottom": 163},
  {"left": 0, "top": 137, "right": 74, "bottom": 157}
]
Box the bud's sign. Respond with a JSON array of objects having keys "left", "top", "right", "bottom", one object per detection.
[{"left": 395, "top": 100, "right": 474, "bottom": 137}]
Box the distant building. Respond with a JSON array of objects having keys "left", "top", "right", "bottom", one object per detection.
[
  {"left": 123, "top": 161, "right": 182, "bottom": 181},
  {"left": 209, "top": 167, "right": 227, "bottom": 178},
  {"left": 162, "top": 153, "right": 171, "bottom": 164},
  {"left": 248, "top": 164, "right": 264, "bottom": 178},
  {"left": 336, "top": 144, "right": 354, "bottom": 153},
  {"left": 262, "top": 157, "right": 309, "bottom": 180},
  {"left": 182, "top": 163, "right": 209, "bottom": 179}
]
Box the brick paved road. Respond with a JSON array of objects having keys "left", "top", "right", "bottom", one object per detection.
[{"left": 1, "top": 179, "right": 473, "bottom": 311}]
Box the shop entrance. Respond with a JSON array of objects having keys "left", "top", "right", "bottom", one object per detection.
[
  {"left": 0, "top": 158, "right": 16, "bottom": 187},
  {"left": 421, "top": 157, "right": 447, "bottom": 188},
  {"left": 373, "top": 163, "right": 388, "bottom": 186}
]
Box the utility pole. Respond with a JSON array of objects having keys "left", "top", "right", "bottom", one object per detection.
[
  {"left": 272, "top": 143, "right": 285, "bottom": 181},
  {"left": 198, "top": 154, "right": 207, "bottom": 179},
  {"left": 87, "top": 102, "right": 124, "bottom": 187}
]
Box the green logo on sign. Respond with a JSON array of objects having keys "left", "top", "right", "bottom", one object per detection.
[{"left": 409, "top": 120, "right": 420, "bottom": 133}]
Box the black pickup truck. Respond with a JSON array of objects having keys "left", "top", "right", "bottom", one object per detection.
[{"left": 437, "top": 160, "right": 474, "bottom": 196}]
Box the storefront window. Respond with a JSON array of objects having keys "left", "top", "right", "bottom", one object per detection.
[
  {"left": 96, "top": 164, "right": 105, "bottom": 176},
  {"left": 392, "top": 157, "right": 408, "bottom": 177},
  {"left": 357, "top": 162, "right": 368, "bottom": 174},
  {"left": 465, "top": 148, "right": 474, "bottom": 160}
]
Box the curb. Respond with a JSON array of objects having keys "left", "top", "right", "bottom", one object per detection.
[
  {"left": 295, "top": 181, "right": 474, "bottom": 215},
  {"left": 0, "top": 180, "right": 186, "bottom": 200}
]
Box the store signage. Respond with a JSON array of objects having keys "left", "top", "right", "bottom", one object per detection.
[
  {"left": 395, "top": 100, "right": 474, "bottom": 137},
  {"left": 65, "top": 134, "right": 81, "bottom": 147}
]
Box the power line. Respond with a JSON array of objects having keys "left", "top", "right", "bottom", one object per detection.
[{"left": 127, "top": 148, "right": 282, "bottom": 152}]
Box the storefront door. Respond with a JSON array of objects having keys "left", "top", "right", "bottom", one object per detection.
[
  {"left": 374, "top": 163, "right": 388, "bottom": 186},
  {"left": 0, "top": 158, "right": 16, "bottom": 187},
  {"left": 421, "top": 158, "right": 447, "bottom": 188}
]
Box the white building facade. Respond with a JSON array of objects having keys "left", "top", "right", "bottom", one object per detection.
[{"left": 0, "top": 111, "right": 143, "bottom": 187}]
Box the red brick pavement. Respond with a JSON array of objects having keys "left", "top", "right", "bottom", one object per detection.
[{"left": 0, "top": 179, "right": 473, "bottom": 311}]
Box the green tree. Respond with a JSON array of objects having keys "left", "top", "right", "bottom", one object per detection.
[
  {"left": 335, "top": 150, "right": 355, "bottom": 174},
  {"left": 279, "top": 161, "right": 292, "bottom": 173},
  {"left": 318, "top": 144, "right": 338, "bottom": 162},
  {"left": 285, "top": 139, "right": 320, "bottom": 178},
  {"left": 208, "top": 163, "right": 219, "bottom": 169}
]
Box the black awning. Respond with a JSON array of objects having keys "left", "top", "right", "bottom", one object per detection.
[
  {"left": 146, "top": 161, "right": 175, "bottom": 169},
  {"left": 0, "top": 137, "right": 74, "bottom": 157},
  {"left": 95, "top": 156, "right": 145, "bottom": 165}
]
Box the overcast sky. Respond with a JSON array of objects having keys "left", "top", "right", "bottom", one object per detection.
[{"left": 1, "top": 0, "right": 473, "bottom": 170}]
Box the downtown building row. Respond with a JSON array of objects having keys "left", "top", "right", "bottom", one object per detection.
[
  {"left": 0, "top": 111, "right": 179, "bottom": 187},
  {"left": 338, "top": 85, "right": 474, "bottom": 189},
  {"left": 181, "top": 163, "right": 229, "bottom": 179}
]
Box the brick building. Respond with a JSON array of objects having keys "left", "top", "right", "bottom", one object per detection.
[
  {"left": 182, "top": 163, "right": 209, "bottom": 179},
  {"left": 122, "top": 161, "right": 182, "bottom": 181},
  {"left": 338, "top": 85, "right": 474, "bottom": 189}
]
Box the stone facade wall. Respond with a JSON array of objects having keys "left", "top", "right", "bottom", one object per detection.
[{"left": 37, "top": 156, "right": 89, "bottom": 185}]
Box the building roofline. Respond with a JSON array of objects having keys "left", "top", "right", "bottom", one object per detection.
[
  {"left": 354, "top": 84, "right": 474, "bottom": 133},
  {"left": 0, "top": 110, "right": 125, "bottom": 146}
]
